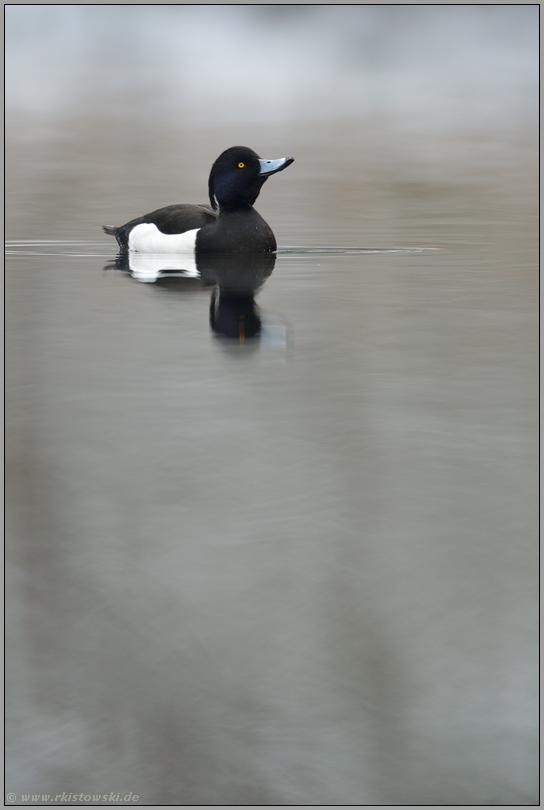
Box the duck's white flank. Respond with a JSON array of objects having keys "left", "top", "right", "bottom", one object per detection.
[{"left": 128, "top": 223, "right": 200, "bottom": 254}]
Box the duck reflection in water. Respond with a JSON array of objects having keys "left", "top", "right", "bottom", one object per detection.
[{"left": 106, "top": 251, "right": 278, "bottom": 344}]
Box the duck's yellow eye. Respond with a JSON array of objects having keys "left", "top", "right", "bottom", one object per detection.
[{"left": 238, "top": 162, "right": 245, "bottom": 168}]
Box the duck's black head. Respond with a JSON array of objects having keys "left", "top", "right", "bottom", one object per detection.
[{"left": 208, "top": 146, "right": 294, "bottom": 212}]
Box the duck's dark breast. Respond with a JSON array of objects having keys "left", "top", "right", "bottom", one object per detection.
[{"left": 196, "top": 208, "right": 276, "bottom": 253}]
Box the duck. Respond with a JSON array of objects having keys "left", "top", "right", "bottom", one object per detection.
[{"left": 103, "top": 146, "right": 294, "bottom": 254}]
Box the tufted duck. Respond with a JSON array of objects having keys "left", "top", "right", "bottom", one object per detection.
[{"left": 102, "top": 146, "right": 294, "bottom": 254}]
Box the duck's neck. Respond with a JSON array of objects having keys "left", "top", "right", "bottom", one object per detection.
[{"left": 216, "top": 202, "right": 253, "bottom": 215}]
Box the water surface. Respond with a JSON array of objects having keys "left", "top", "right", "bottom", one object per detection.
[{"left": 6, "top": 217, "right": 538, "bottom": 805}]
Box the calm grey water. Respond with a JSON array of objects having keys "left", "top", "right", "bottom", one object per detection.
[{"left": 5, "top": 6, "right": 539, "bottom": 807}]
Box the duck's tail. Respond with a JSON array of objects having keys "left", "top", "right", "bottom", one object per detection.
[{"left": 102, "top": 224, "right": 127, "bottom": 251}]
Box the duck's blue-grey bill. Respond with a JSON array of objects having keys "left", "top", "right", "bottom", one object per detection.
[{"left": 258, "top": 157, "right": 295, "bottom": 177}]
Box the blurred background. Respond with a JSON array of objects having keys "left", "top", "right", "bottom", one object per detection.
[
  {"left": 5, "top": 4, "right": 539, "bottom": 245},
  {"left": 6, "top": 5, "right": 539, "bottom": 806}
]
